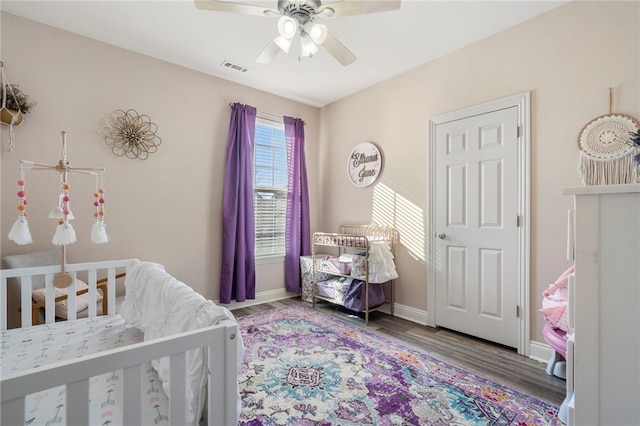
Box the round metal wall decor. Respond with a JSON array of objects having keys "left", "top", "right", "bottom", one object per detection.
[
  {"left": 101, "top": 109, "right": 162, "bottom": 160},
  {"left": 347, "top": 142, "right": 383, "bottom": 187}
]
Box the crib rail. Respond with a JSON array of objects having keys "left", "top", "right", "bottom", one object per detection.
[
  {"left": 1, "top": 321, "right": 239, "bottom": 426},
  {"left": 1, "top": 259, "right": 135, "bottom": 330}
]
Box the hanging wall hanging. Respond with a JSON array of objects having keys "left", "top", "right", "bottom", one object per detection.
[
  {"left": 577, "top": 88, "right": 640, "bottom": 185},
  {"left": 100, "top": 109, "right": 162, "bottom": 160},
  {"left": 7, "top": 131, "right": 109, "bottom": 287},
  {"left": 1, "top": 62, "right": 37, "bottom": 152}
]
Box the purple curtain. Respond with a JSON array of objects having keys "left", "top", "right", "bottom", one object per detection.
[
  {"left": 284, "top": 116, "right": 311, "bottom": 293},
  {"left": 220, "top": 103, "right": 256, "bottom": 303}
]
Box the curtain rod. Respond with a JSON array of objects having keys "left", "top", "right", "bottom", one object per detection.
[{"left": 228, "top": 102, "right": 283, "bottom": 121}]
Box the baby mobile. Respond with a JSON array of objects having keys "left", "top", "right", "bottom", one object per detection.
[{"left": 7, "top": 131, "right": 108, "bottom": 285}]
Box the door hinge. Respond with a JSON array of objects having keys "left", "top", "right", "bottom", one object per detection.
[
  {"left": 516, "top": 126, "right": 520, "bottom": 138},
  {"left": 516, "top": 305, "right": 520, "bottom": 318},
  {"left": 516, "top": 214, "right": 521, "bottom": 227}
]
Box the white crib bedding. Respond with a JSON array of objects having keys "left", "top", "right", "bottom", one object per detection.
[{"left": 0, "top": 314, "right": 170, "bottom": 426}]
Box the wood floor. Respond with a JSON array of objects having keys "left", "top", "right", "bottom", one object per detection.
[{"left": 231, "top": 297, "right": 567, "bottom": 407}]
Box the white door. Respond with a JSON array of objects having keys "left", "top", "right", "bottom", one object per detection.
[{"left": 433, "top": 106, "right": 519, "bottom": 348}]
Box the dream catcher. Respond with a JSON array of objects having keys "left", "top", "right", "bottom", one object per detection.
[{"left": 577, "top": 88, "right": 639, "bottom": 185}]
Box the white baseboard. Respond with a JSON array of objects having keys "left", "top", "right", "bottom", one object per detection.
[
  {"left": 529, "top": 340, "right": 554, "bottom": 363},
  {"left": 216, "top": 288, "right": 296, "bottom": 310},
  {"left": 391, "top": 302, "right": 430, "bottom": 325}
]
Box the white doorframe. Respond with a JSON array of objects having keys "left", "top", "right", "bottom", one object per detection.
[{"left": 428, "top": 92, "right": 531, "bottom": 356}]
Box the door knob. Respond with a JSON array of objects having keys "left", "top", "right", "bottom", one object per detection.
[{"left": 438, "top": 233, "right": 448, "bottom": 240}]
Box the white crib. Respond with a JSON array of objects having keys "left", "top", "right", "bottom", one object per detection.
[{"left": 1, "top": 259, "right": 240, "bottom": 426}]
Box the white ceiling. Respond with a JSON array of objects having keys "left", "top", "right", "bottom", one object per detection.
[{"left": 1, "top": 0, "right": 567, "bottom": 107}]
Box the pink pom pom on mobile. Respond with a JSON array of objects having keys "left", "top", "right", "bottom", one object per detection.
[
  {"left": 16, "top": 179, "right": 27, "bottom": 217},
  {"left": 94, "top": 188, "right": 106, "bottom": 218}
]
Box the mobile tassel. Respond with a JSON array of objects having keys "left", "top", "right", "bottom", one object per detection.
[
  {"left": 91, "top": 173, "right": 109, "bottom": 244},
  {"left": 52, "top": 180, "right": 77, "bottom": 245},
  {"left": 7, "top": 171, "right": 33, "bottom": 245}
]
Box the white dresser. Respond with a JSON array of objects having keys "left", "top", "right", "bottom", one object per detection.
[{"left": 564, "top": 184, "right": 640, "bottom": 425}]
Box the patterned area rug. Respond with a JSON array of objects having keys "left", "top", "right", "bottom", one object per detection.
[{"left": 237, "top": 305, "right": 561, "bottom": 425}]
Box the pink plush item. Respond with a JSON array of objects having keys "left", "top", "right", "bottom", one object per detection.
[
  {"left": 543, "top": 265, "right": 574, "bottom": 298},
  {"left": 540, "top": 265, "right": 574, "bottom": 333},
  {"left": 540, "top": 299, "right": 568, "bottom": 332}
]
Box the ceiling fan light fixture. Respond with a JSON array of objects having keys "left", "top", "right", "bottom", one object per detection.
[
  {"left": 277, "top": 16, "right": 298, "bottom": 39},
  {"left": 300, "top": 34, "right": 318, "bottom": 57},
  {"left": 274, "top": 35, "right": 293, "bottom": 53},
  {"left": 303, "top": 22, "right": 327, "bottom": 45}
]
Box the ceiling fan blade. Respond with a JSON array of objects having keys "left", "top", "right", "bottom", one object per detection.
[
  {"left": 319, "top": 0, "right": 400, "bottom": 19},
  {"left": 255, "top": 39, "right": 282, "bottom": 64},
  {"left": 321, "top": 32, "right": 356, "bottom": 66},
  {"left": 194, "top": 0, "right": 278, "bottom": 17}
]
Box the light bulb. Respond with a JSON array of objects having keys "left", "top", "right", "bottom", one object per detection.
[
  {"left": 303, "top": 22, "right": 327, "bottom": 45},
  {"left": 284, "top": 21, "right": 295, "bottom": 34},
  {"left": 277, "top": 16, "right": 298, "bottom": 39}
]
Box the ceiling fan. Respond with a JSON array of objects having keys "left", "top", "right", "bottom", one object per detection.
[{"left": 194, "top": 0, "right": 401, "bottom": 66}]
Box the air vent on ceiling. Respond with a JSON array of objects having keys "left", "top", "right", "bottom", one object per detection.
[{"left": 221, "top": 60, "right": 249, "bottom": 73}]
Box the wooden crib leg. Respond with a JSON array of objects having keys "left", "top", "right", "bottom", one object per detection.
[
  {"left": 32, "top": 305, "right": 39, "bottom": 326},
  {"left": 98, "top": 283, "right": 108, "bottom": 315}
]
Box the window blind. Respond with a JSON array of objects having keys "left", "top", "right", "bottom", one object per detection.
[{"left": 254, "top": 118, "right": 287, "bottom": 257}]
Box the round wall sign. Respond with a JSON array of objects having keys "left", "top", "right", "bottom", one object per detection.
[{"left": 347, "top": 142, "right": 383, "bottom": 187}]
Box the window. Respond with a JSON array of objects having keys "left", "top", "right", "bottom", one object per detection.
[{"left": 254, "top": 117, "right": 288, "bottom": 257}]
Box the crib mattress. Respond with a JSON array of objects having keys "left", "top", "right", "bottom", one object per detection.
[{"left": 1, "top": 315, "right": 170, "bottom": 426}]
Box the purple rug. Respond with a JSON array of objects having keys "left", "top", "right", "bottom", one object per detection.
[{"left": 237, "top": 305, "right": 561, "bottom": 425}]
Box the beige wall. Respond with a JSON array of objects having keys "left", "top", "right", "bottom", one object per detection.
[
  {"left": 0, "top": 12, "right": 320, "bottom": 302},
  {"left": 319, "top": 1, "right": 639, "bottom": 343}
]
